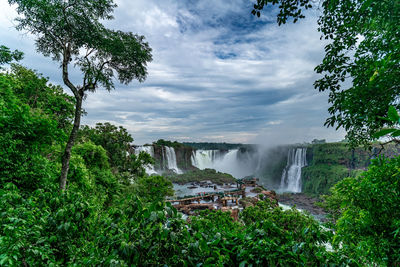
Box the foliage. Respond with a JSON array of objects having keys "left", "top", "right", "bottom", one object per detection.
[
  {"left": 8, "top": 0, "right": 153, "bottom": 189},
  {"left": 130, "top": 175, "right": 174, "bottom": 203},
  {"left": 125, "top": 151, "right": 155, "bottom": 180},
  {"left": 239, "top": 200, "right": 334, "bottom": 265},
  {"left": 153, "top": 139, "right": 189, "bottom": 149},
  {"left": 0, "top": 45, "right": 23, "bottom": 66},
  {"left": 0, "top": 183, "right": 56, "bottom": 265},
  {"left": 314, "top": 0, "right": 400, "bottom": 148},
  {"left": 374, "top": 106, "right": 400, "bottom": 142},
  {"left": 67, "top": 154, "right": 93, "bottom": 191},
  {"left": 79, "top": 123, "right": 132, "bottom": 171},
  {"left": 72, "top": 141, "right": 109, "bottom": 170},
  {"left": 8, "top": 64, "right": 75, "bottom": 133},
  {"left": 0, "top": 77, "right": 60, "bottom": 191},
  {"left": 254, "top": 1, "right": 400, "bottom": 148},
  {"left": 301, "top": 142, "right": 373, "bottom": 196},
  {"left": 311, "top": 139, "right": 326, "bottom": 144},
  {"left": 167, "top": 168, "right": 237, "bottom": 185},
  {"left": 324, "top": 156, "right": 400, "bottom": 265},
  {"left": 8, "top": 0, "right": 152, "bottom": 91},
  {"left": 302, "top": 164, "right": 356, "bottom": 195},
  {"left": 251, "top": 0, "right": 312, "bottom": 25},
  {"left": 252, "top": 0, "right": 313, "bottom": 24},
  {"left": 79, "top": 123, "right": 154, "bottom": 181}
]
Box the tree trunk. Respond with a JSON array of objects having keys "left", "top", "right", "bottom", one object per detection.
[{"left": 59, "top": 95, "right": 82, "bottom": 190}]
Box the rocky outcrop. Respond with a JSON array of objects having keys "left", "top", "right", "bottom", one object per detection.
[
  {"left": 174, "top": 146, "right": 196, "bottom": 170},
  {"left": 240, "top": 187, "right": 278, "bottom": 208},
  {"left": 151, "top": 144, "right": 195, "bottom": 172}
]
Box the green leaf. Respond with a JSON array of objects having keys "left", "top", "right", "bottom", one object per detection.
[
  {"left": 373, "top": 128, "right": 396, "bottom": 138},
  {"left": 387, "top": 106, "right": 399, "bottom": 122},
  {"left": 390, "top": 130, "right": 400, "bottom": 137},
  {"left": 360, "top": 0, "right": 374, "bottom": 12}
]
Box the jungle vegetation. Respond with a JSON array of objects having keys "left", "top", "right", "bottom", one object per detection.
[{"left": 0, "top": 0, "right": 399, "bottom": 265}]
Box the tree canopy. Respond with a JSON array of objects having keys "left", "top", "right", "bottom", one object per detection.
[
  {"left": 324, "top": 155, "right": 400, "bottom": 265},
  {"left": 8, "top": 0, "right": 153, "bottom": 189},
  {"left": 79, "top": 123, "right": 154, "bottom": 181},
  {"left": 254, "top": 0, "right": 400, "bottom": 148},
  {"left": 315, "top": 0, "right": 400, "bottom": 147},
  {"left": 252, "top": 0, "right": 313, "bottom": 24}
]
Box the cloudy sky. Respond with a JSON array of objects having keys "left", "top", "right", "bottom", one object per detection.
[{"left": 0, "top": 0, "right": 345, "bottom": 145}]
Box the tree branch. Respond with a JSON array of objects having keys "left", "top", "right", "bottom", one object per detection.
[
  {"left": 62, "top": 43, "right": 79, "bottom": 98},
  {"left": 84, "top": 60, "right": 110, "bottom": 91},
  {"left": 376, "top": 138, "right": 400, "bottom": 154}
]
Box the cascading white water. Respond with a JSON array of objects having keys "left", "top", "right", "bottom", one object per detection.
[
  {"left": 280, "top": 148, "right": 307, "bottom": 193},
  {"left": 190, "top": 150, "right": 224, "bottom": 169},
  {"left": 134, "top": 146, "right": 158, "bottom": 175},
  {"left": 191, "top": 149, "right": 260, "bottom": 178},
  {"left": 164, "top": 146, "right": 183, "bottom": 174},
  {"left": 255, "top": 151, "right": 263, "bottom": 173}
]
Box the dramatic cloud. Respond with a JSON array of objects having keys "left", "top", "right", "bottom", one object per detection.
[{"left": 0, "top": 0, "right": 345, "bottom": 145}]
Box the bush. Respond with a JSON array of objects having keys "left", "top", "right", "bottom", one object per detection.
[
  {"left": 72, "top": 142, "right": 109, "bottom": 170},
  {"left": 0, "top": 79, "right": 59, "bottom": 191},
  {"left": 324, "top": 156, "right": 400, "bottom": 265}
]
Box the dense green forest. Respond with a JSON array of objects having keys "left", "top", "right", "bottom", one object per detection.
[{"left": 1, "top": 0, "right": 399, "bottom": 265}]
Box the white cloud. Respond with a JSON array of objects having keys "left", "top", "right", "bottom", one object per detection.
[{"left": 0, "top": 0, "right": 345, "bottom": 145}]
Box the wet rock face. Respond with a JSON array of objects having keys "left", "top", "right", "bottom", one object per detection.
[
  {"left": 151, "top": 145, "right": 196, "bottom": 172},
  {"left": 174, "top": 146, "right": 196, "bottom": 170},
  {"left": 261, "top": 190, "right": 278, "bottom": 203},
  {"left": 150, "top": 145, "right": 163, "bottom": 170},
  {"left": 239, "top": 187, "right": 278, "bottom": 208},
  {"left": 278, "top": 193, "right": 327, "bottom": 217},
  {"left": 239, "top": 197, "right": 258, "bottom": 208}
]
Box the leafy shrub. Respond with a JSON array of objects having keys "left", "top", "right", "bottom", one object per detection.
[
  {"left": 72, "top": 142, "right": 109, "bottom": 170},
  {"left": 0, "top": 183, "right": 55, "bottom": 266},
  {"left": 0, "top": 78, "right": 59, "bottom": 191},
  {"left": 239, "top": 200, "right": 333, "bottom": 266},
  {"left": 324, "top": 156, "right": 400, "bottom": 265},
  {"left": 131, "top": 175, "right": 174, "bottom": 202}
]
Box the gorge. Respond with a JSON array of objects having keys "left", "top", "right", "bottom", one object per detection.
[{"left": 132, "top": 141, "right": 386, "bottom": 195}]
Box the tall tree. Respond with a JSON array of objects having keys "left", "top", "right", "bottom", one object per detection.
[
  {"left": 9, "top": 0, "right": 152, "bottom": 190},
  {"left": 253, "top": 0, "right": 400, "bottom": 147}
]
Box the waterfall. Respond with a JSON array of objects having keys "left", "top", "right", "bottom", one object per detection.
[
  {"left": 133, "top": 146, "right": 158, "bottom": 175},
  {"left": 191, "top": 150, "right": 224, "bottom": 169},
  {"left": 280, "top": 148, "right": 307, "bottom": 193},
  {"left": 164, "top": 146, "right": 182, "bottom": 174},
  {"left": 255, "top": 150, "right": 263, "bottom": 173},
  {"left": 191, "top": 149, "right": 259, "bottom": 179}
]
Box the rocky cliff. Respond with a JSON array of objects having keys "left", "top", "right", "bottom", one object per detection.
[
  {"left": 257, "top": 142, "right": 400, "bottom": 196},
  {"left": 302, "top": 142, "right": 400, "bottom": 195},
  {"left": 151, "top": 144, "right": 195, "bottom": 172}
]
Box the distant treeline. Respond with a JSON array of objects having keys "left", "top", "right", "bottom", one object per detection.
[
  {"left": 183, "top": 142, "right": 244, "bottom": 150},
  {"left": 153, "top": 139, "right": 190, "bottom": 149}
]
